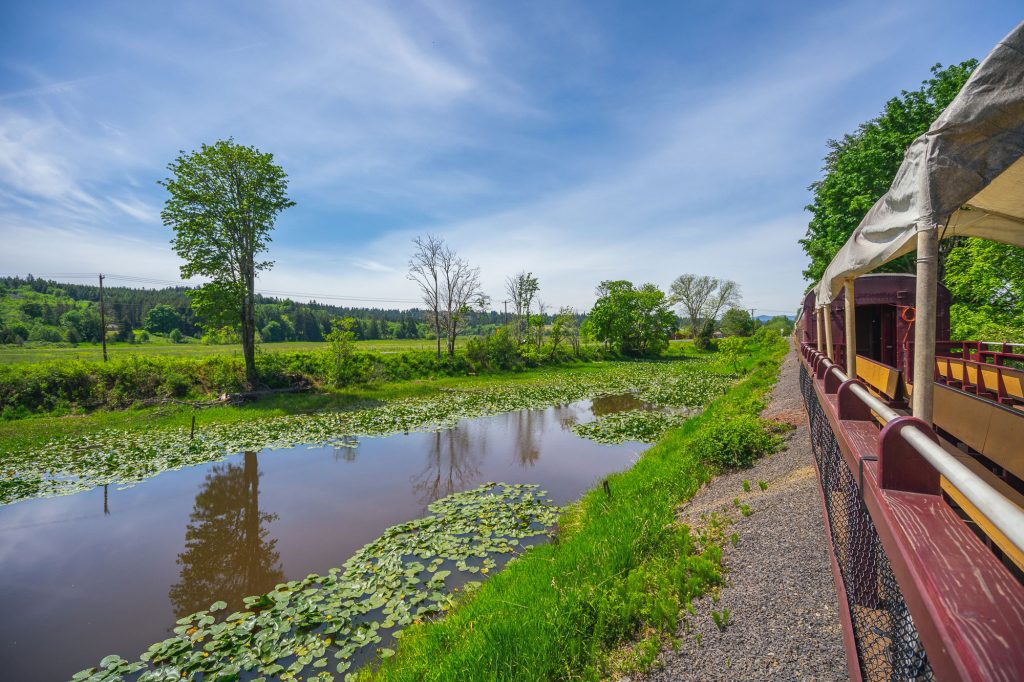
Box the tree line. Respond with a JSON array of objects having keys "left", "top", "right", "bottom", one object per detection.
[{"left": 0, "top": 275, "right": 441, "bottom": 347}]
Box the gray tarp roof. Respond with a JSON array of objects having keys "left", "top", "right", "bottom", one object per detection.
[{"left": 814, "top": 21, "right": 1024, "bottom": 306}]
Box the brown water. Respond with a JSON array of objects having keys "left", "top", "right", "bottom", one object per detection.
[{"left": 0, "top": 396, "right": 648, "bottom": 681}]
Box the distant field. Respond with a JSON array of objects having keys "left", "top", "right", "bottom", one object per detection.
[{"left": 0, "top": 338, "right": 459, "bottom": 365}]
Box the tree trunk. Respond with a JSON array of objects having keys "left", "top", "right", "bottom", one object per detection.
[
  {"left": 242, "top": 264, "right": 258, "bottom": 389},
  {"left": 435, "top": 312, "right": 442, "bottom": 359}
]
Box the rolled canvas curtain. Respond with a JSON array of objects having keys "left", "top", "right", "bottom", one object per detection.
[{"left": 814, "top": 21, "right": 1024, "bottom": 306}]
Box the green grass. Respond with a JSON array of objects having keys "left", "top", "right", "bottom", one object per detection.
[
  {"left": 356, "top": 339, "right": 787, "bottom": 681},
  {"left": 0, "top": 338, "right": 457, "bottom": 364}
]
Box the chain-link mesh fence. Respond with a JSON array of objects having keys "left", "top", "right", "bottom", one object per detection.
[{"left": 800, "top": 363, "right": 934, "bottom": 682}]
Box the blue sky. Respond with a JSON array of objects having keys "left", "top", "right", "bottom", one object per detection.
[{"left": 1, "top": 1, "right": 1020, "bottom": 314}]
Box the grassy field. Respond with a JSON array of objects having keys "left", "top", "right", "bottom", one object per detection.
[{"left": 0, "top": 337, "right": 457, "bottom": 364}]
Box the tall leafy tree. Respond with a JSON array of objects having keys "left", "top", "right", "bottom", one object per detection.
[
  {"left": 800, "top": 61, "right": 977, "bottom": 283},
  {"left": 585, "top": 280, "right": 676, "bottom": 357},
  {"left": 144, "top": 303, "right": 183, "bottom": 334},
  {"left": 161, "top": 140, "right": 294, "bottom": 387},
  {"left": 719, "top": 307, "right": 754, "bottom": 337},
  {"left": 799, "top": 59, "right": 1024, "bottom": 341}
]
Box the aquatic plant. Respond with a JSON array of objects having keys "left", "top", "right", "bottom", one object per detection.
[
  {"left": 572, "top": 410, "right": 689, "bottom": 445},
  {"left": 72, "top": 483, "right": 558, "bottom": 681},
  {"left": 1, "top": 360, "right": 732, "bottom": 506}
]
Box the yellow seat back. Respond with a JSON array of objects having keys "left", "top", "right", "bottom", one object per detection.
[
  {"left": 984, "top": 407, "right": 1024, "bottom": 481},
  {"left": 949, "top": 359, "right": 966, "bottom": 383},
  {"left": 1002, "top": 367, "right": 1024, "bottom": 400},
  {"left": 979, "top": 365, "right": 1001, "bottom": 394}
]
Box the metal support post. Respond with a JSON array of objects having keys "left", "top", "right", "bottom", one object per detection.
[
  {"left": 845, "top": 278, "right": 857, "bottom": 378},
  {"left": 913, "top": 225, "right": 938, "bottom": 422},
  {"left": 824, "top": 303, "right": 834, "bottom": 360}
]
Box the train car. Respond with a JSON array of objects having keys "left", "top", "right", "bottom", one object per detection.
[
  {"left": 796, "top": 22, "right": 1024, "bottom": 682},
  {"left": 801, "top": 274, "right": 951, "bottom": 375}
]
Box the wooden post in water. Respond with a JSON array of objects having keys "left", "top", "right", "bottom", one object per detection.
[
  {"left": 190, "top": 414, "right": 196, "bottom": 440},
  {"left": 913, "top": 225, "right": 938, "bottom": 422},
  {"left": 845, "top": 278, "right": 857, "bottom": 378}
]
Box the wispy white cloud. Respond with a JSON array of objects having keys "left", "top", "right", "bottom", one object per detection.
[
  {"left": 349, "top": 258, "right": 396, "bottom": 274},
  {"left": 0, "top": 0, "right": 1016, "bottom": 314},
  {"left": 108, "top": 196, "right": 159, "bottom": 223}
]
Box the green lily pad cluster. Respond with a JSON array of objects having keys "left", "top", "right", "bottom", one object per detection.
[
  {"left": 572, "top": 410, "right": 691, "bottom": 445},
  {"left": 72, "top": 482, "right": 559, "bottom": 682},
  {"left": 1, "top": 362, "right": 730, "bottom": 506}
]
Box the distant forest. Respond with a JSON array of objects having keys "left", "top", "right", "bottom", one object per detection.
[{"left": 0, "top": 275, "right": 511, "bottom": 345}]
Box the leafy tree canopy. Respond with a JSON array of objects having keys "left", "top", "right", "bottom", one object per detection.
[
  {"left": 719, "top": 307, "right": 754, "bottom": 337},
  {"left": 161, "top": 139, "right": 294, "bottom": 386},
  {"left": 800, "top": 61, "right": 977, "bottom": 283},
  {"left": 585, "top": 280, "right": 676, "bottom": 357},
  {"left": 144, "top": 304, "right": 183, "bottom": 334},
  {"left": 944, "top": 238, "right": 1024, "bottom": 341}
]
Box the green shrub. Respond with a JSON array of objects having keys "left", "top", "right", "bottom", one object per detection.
[{"left": 688, "top": 414, "right": 783, "bottom": 469}]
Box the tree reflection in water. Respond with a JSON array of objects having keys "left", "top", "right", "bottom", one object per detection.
[
  {"left": 512, "top": 408, "right": 542, "bottom": 466},
  {"left": 169, "top": 451, "right": 285, "bottom": 618},
  {"left": 589, "top": 394, "right": 649, "bottom": 416},
  {"left": 334, "top": 436, "right": 359, "bottom": 462},
  {"left": 410, "top": 429, "right": 482, "bottom": 505}
]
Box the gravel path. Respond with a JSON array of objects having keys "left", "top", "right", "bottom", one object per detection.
[{"left": 640, "top": 344, "right": 847, "bottom": 681}]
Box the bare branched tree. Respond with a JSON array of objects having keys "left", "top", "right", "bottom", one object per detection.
[
  {"left": 408, "top": 235, "right": 445, "bottom": 359},
  {"left": 669, "top": 274, "right": 741, "bottom": 347},
  {"left": 438, "top": 242, "right": 488, "bottom": 356}
]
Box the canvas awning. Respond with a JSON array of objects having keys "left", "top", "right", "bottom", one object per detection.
[{"left": 814, "top": 21, "right": 1024, "bottom": 306}]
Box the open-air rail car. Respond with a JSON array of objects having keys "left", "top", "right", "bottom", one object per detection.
[{"left": 795, "top": 21, "right": 1024, "bottom": 682}]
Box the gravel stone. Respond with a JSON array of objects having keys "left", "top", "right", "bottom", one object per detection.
[{"left": 641, "top": 344, "right": 847, "bottom": 681}]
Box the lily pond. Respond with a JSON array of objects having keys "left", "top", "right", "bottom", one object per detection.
[{"left": 0, "top": 360, "right": 731, "bottom": 681}]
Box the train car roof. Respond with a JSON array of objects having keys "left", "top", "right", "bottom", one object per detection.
[{"left": 813, "top": 21, "right": 1024, "bottom": 306}]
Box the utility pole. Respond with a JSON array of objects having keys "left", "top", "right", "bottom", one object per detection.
[
  {"left": 99, "top": 273, "right": 108, "bottom": 362},
  {"left": 503, "top": 299, "right": 508, "bottom": 324}
]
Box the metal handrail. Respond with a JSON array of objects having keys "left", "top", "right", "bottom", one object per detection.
[
  {"left": 808, "top": 347, "right": 1024, "bottom": 554},
  {"left": 816, "top": 358, "right": 899, "bottom": 423},
  {"left": 849, "top": 383, "right": 900, "bottom": 423}
]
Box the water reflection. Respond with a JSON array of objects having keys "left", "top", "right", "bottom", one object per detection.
[
  {"left": 0, "top": 397, "right": 649, "bottom": 681},
  {"left": 410, "top": 430, "right": 483, "bottom": 505},
  {"left": 512, "top": 408, "right": 542, "bottom": 466},
  {"left": 168, "top": 452, "right": 285, "bottom": 617},
  {"left": 590, "top": 393, "right": 657, "bottom": 416},
  {"left": 334, "top": 437, "right": 360, "bottom": 462}
]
